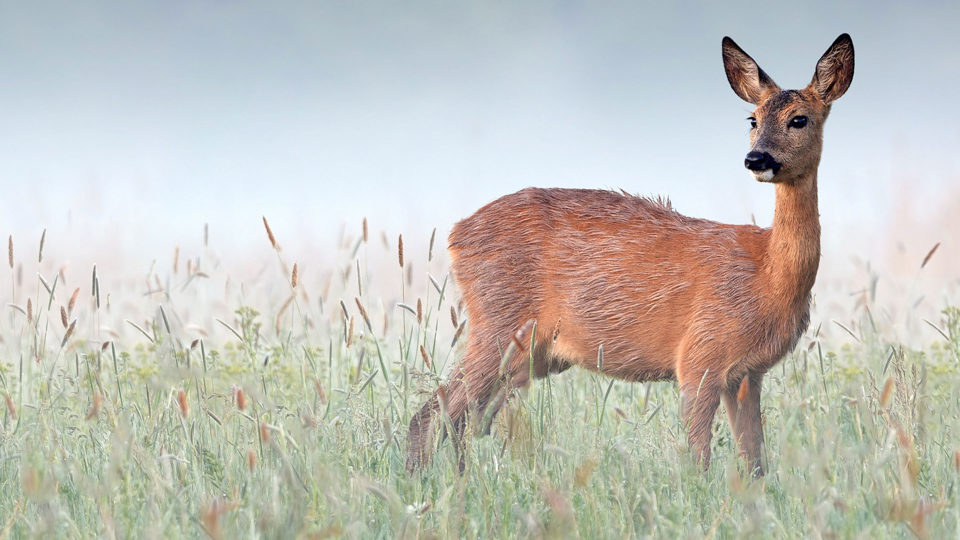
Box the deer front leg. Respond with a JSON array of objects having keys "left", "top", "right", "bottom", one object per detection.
[{"left": 722, "top": 373, "right": 765, "bottom": 477}]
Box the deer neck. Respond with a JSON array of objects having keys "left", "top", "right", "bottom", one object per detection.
[{"left": 767, "top": 173, "right": 821, "bottom": 303}]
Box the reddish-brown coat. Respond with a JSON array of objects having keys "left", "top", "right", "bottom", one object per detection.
[{"left": 407, "top": 34, "right": 854, "bottom": 476}]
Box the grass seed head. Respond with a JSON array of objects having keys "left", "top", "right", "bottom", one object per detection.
[
  {"left": 262, "top": 216, "right": 279, "bottom": 250},
  {"left": 355, "top": 297, "right": 372, "bottom": 332},
  {"left": 346, "top": 316, "right": 354, "bottom": 347},
  {"left": 450, "top": 306, "right": 458, "bottom": 329},
  {"left": 451, "top": 322, "right": 465, "bottom": 348},
  {"left": 419, "top": 344, "right": 431, "bottom": 369},
  {"left": 26, "top": 299, "right": 32, "bottom": 324},
  {"left": 416, "top": 298, "right": 422, "bottom": 325},
  {"left": 177, "top": 389, "right": 189, "bottom": 417},
  {"left": 398, "top": 234, "right": 404, "bottom": 268},
  {"left": 4, "top": 393, "right": 16, "bottom": 420},
  {"left": 234, "top": 386, "right": 247, "bottom": 411},
  {"left": 362, "top": 217, "right": 368, "bottom": 243},
  {"left": 68, "top": 287, "right": 80, "bottom": 314},
  {"left": 61, "top": 320, "right": 76, "bottom": 348},
  {"left": 260, "top": 422, "right": 270, "bottom": 443},
  {"left": 291, "top": 262, "right": 299, "bottom": 288},
  {"left": 38, "top": 229, "right": 46, "bottom": 263},
  {"left": 247, "top": 448, "right": 257, "bottom": 471},
  {"left": 880, "top": 376, "right": 895, "bottom": 408},
  {"left": 437, "top": 385, "right": 448, "bottom": 410}
]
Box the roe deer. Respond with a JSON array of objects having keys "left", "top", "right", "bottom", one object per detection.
[{"left": 407, "top": 34, "right": 854, "bottom": 476}]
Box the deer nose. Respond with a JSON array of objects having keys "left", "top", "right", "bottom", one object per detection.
[{"left": 744, "top": 151, "right": 775, "bottom": 171}]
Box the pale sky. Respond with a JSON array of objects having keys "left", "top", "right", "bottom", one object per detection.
[{"left": 1, "top": 1, "right": 958, "bottom": 279}]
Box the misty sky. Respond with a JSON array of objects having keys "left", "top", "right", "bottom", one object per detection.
[{"left": 1, "top": 1, "right": 958, "bottom": 268}]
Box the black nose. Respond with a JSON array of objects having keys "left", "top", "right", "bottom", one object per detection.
[{"left": 744, "top": 151, "right": 776, "bottom": 171}]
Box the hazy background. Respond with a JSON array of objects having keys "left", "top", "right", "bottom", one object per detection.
[{"left": 1, "top": 1, "right": 957, "bottom": 308}]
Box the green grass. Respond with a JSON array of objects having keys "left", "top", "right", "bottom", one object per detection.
[{"left": 0, "top": 227, "right": 958, "bottom": 539}]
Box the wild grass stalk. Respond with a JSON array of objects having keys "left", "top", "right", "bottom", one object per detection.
[{"left": 0, "top": 223, "right": 956, "bottom": 539}]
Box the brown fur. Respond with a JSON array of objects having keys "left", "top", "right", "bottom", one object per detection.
[{"left": 407, "top": 34, "right": 854, "bottom": 476}]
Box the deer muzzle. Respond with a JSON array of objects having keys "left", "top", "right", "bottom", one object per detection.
[{"left": 744, "top": 151, "right": 782, "bottom": 182}]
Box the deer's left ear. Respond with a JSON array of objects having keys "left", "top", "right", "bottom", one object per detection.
[{"left": 810, "top": 34, "right": 854, "bottom": 104}]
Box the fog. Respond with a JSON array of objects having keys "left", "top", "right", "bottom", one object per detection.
[{"left": 1, "top": 1, "right": 958, "bottom": 294}]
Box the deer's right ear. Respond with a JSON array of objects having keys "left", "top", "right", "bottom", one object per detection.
[{"left": 722, "top": 37, "right": 780, "bottom": 104}]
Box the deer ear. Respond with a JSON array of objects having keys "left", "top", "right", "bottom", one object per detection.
[
  {"left": 810, "top": 34, "right": 854, "bottom": 104},
  {"left": 722, "top": 36, "right": 780, "bottom": 104}
]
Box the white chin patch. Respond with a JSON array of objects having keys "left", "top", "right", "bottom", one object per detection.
[{"left": 752, "top": 169, "right": 776, "bottom": 182}]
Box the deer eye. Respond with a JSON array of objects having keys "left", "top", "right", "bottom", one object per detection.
[
  {"left": 789, "top": 115, "right": 808, "bottom": 128},
  {"left": 747, "top": 117, "right": 757, "bottom": 129}
]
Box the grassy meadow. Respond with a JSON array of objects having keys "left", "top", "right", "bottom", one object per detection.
[{"left": 0, "top": 221, "right": 958, "bottom": 539}]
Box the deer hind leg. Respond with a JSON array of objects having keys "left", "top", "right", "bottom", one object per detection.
[
  {"left": 678, "top": 361, "right": 724, "bottom": 470},
  {"left": 406, "top": 320, "right": 541, "bottom": 472},
  {"left": 475, "top": 346, "right": 561, "bottom": 440},
  {"left": 469, "top": 321, "right": 546, "bottom": 436},
  {"left": 405, "top": 369, "right": 469, "bottom": 472},
  {"left": 721, "top": 372, "right": 765, "bottom": 477},
  {"left": 405, "top": 331, "right": 506, "bottom": 472}
]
